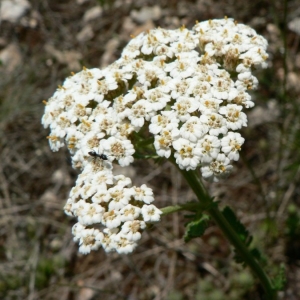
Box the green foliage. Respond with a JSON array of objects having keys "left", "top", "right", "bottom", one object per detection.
[
  {"left": 96, "top": 0, "right": 116, "bottom": 8},
  {"left": 0, "top": 274, "right": 22, "bottom": 295},
  {"left": 222, "top": 206, "right": 263, "bottom": 265},
  {"left": 167, "top": 290, "right": 184, "bottom": 300},
  {"left": 222, "top": 206, "right": 250, "bottom": 244},
  {"left": 196, "top": 278, "right": 224, "bottom": 300},
  {"left": 0, "top": 254, "right": 65, "bottom": 299},
  {"left": 249, "top": 248, "right": 264, "bottom": 263},
  {"left": 195, "top": 269, "right": 254, "bottom": 300},
  {"left": 286, "top": 204, "right": 300, "bottom": 238},
  {"left": 260, "top": 218, "right": 279, "bottom": 241},
  {"left": 231, "top": 270, "right": 254, "bottom": 288},
  {"left": 35, "top": 256, "right": 64, "bottom": 289},
  {"left": 184, "top": 213, "right": 210, "bottom": 243},
  {"left": 272, "top": 264, "right": 286, "bottom": 291}
]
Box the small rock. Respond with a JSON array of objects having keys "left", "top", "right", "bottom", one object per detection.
[
  {"left": 76, "top": 24, "right": 94, "bottom": 43},
  {"left": 40, "top": 190, "right": 57, "bottom": 205},
  {"left": 248, "top": 100, "right": 279, "bottom": 127},
  {"left": 83, "top": 6, "right": 103, "bottom": 23},
  {"left": 77, "top": 284, "right": 95, "bottom": 300},
  {"left": 288, "top": 17, "right": 300, "bottom": 35},
  {"left": 100, "top": 38, "right": 119, "bottom": 68},
  {"left": 20, "top": 10, "right": 41, "bottom": 28},
  {"left": 177, "top": 2, "right": 189, "bottom": 17},
  {"left": 249, "top": 17, "right": 266, "bottom": 28},
  {"left": 131, "top": 5, "right": 162, "bottom": 23},
  {"left": 121, "top": 17, "right": 155, "bottom": 39},
  {"left": 0, "top": 43, "right": 22, "bottom": 72},
  {"left": 295, "top": 54, "right": 300, "bottom": 69},
  {"left": 77, "top": 0, "right": 90, "bottom": 4},
  {"left": 50, "top": 238, "right": 63, "bottom": 251},
  {"left": 0, "top": 0, "right": 31, "bottom": 23},
  {"left": 44, "top": 44, "right": 83, "bottom": 71},
  {"left": 0, "top": 37, "right": 7, "bottom": 47},
  {"left": 51, "top": 169, "right": 71, "bottom": 185},
  {"left": 287, "top": 72, "right": 300, "bottom": 93},
  {"left": 131, "top": 20, "right": 155, "bottom": 37},
  {"left": 266, "top": 23, "right": 281, "bottom": 52},
  {"left": 267, "top": 23, "right": 280, "bottom": 36},
  {"left": 164, "top": 16, "right": 181, "bottom": 28},
  {"left": 121, "top": 16, "right": 136, "bottom": 38}
]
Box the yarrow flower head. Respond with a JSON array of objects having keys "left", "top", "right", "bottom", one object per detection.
[{"left": 42, "top": 18, "right": 268, "bottom": 254}]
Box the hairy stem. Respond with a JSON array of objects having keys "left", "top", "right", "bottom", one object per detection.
[{"left": 169, "top": 157, "right": 277, "bottom": 299}]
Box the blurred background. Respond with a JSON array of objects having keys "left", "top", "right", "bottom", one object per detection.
[{"left": 0, "top": 0, "right": 299, "bottom": 299}]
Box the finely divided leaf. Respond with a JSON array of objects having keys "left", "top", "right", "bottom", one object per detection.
[{"left": 184, "top": 214, "right": 210, "bottom": 243}]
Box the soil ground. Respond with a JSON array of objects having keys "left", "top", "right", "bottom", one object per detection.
[{"left": 0, "top": 0, "right": 300, "bottom": 299}]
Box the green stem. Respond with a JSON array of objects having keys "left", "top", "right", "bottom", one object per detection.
[
  {"left": 172, "top": 162, "right": 277, "bottom": 299},
  {"left": 160, "top": 202, "right": 206, "bottom": 216}
]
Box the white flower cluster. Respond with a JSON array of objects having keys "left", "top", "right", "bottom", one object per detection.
[
  {"left": 65, "top": 169, "right": 161, "bottom": 254},
  {"left": 42, "top": 18, "right": 268, "bottom": 254}
]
